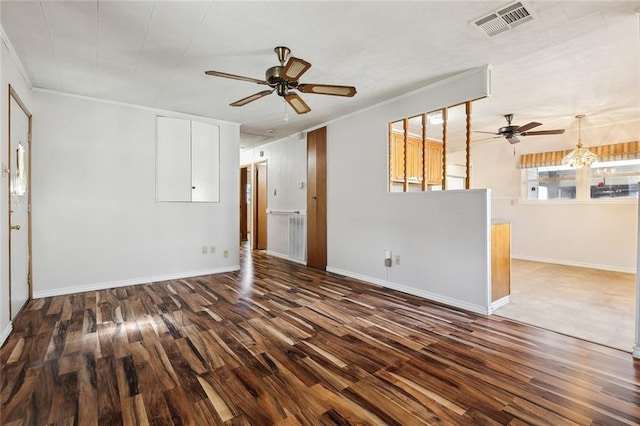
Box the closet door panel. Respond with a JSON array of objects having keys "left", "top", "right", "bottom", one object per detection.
[
  {"left": 191, "top": 121, "right": 220, "bottom": 202},
  {"left": 157, "top": 116, "right": 191, "bottom": 202}
]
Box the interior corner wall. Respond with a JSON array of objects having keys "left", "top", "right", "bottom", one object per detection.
[
  {"left": 31, "top": 90, "right": 240, "bottom": 297},
  {"left": 472, "top": 120, "right": 640, "bottom": 273},
  {"left": 240, "top": 134, "right": 307, "bottom": 259},
  {"left": 1, "top": 32, "right": 33, "bottom": 344},
  {"left": 326, "top": 67, "right": 492, "bottom": 314}
]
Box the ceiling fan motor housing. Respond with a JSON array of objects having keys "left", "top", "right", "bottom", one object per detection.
[
  {"left": 266, "top": 66, "right": 284, "bottom": 85},
  {"left": 499, "top": 125, "right": 519, "bottom": 135}
]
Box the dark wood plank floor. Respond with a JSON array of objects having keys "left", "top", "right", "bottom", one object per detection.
[{"left": 2, "top": 247, "right": 639, "bottom": 425}]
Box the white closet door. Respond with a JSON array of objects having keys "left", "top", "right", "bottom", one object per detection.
[
  {"left": 191, "top": 121, "right": 220, "bottom": 202},
  {"left": 157, "top": 116, "right": 191, "bottom": 202}
]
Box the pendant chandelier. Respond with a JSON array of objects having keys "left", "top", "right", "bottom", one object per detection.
[{"left": 562, "top": 114, "right": 598, "bottom": 168}]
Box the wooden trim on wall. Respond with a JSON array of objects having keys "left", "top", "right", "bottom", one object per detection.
[
  {"left": 388, "top": 123, "right": 393, "bottom": 192},
  {"left": 402, "top": 118, "right": 409, "bottom": 192},
  {"left": 441, "top": 107, "right": 448, "bottom": 190},
  {"left": 421, "top": 113, "right": 427, "bottom": 191},
  {"left": 465, "top": 101, "right": 471, "bottom": 189}
]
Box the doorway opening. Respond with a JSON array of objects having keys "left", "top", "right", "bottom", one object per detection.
[
  {"left": 240, "top": 165, "right": 250, "bottom": 243},
  {"left": 253, "top": 161, "right": 268, "bottom": 251}
]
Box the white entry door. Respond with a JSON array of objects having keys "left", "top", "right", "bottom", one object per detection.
[{"left": 9, "top": 91, "right": 31, "bottom": 318}]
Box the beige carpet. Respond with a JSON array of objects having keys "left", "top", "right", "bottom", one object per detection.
[{"left": 494, "top": 259, "right": 636, "bottom": 352}]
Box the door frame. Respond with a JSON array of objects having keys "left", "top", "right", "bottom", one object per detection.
[
  {"left": 239, "top": 164, "right": 249, "bottom": 243},
  {"left": 8, "top": 84, "right": 33, "bottom": 319},
  {"left": 253, "top": 160, "right": 268, "bottom": 250}
]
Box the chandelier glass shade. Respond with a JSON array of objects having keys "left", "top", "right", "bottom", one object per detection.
[{"left": 562, "top": 114, "right": 598, "bottom": 168}]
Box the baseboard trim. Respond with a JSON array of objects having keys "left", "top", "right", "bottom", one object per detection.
[
  {"left": 266, "top": 250, "right": 307, "bottom": 266},
  {"left": 512, "top": 255, "right": 635, "bottom": 274},
  {"left": 33, "top": 266, "right": 241, "bottom": 299},
  {"left": 0, "top": 322, "right": 13, "bottom": 347},
  {"left": 489, "top": 295, "right": 510, "bottom": 313},
  {"left": 633, "top": 345, "right": 640, "bottom": 359},
  {"left": 326, "top": 267, "right": 489, "bottom": 315}
]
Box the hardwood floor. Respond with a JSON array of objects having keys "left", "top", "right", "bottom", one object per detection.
[{"left": 2, "top": 248, "right": 639, "bottom": 425}]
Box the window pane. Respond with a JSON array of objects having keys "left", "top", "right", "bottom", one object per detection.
[
  {"left": 590, "top": 159, "right": 640, "bottom": 199},
  {"left": 390, "top": 120, "right": 405, "bottom": 192},
  {"left": 526, "top": 166, "right": 576, "bottom": 200},
  {"left": 445, "top": 104, "right": 467, "bottom": 190},
  {"left": 425, "top": 111, "right": 443, "bottom": 190}
]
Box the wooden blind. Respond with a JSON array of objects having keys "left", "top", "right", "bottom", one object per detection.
[{"left": 519, "top": 141, "right": 640, "bottom": 169}]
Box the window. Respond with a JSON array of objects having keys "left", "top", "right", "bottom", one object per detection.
[
  {"left": 520, "top": 141, "right": 640, "bottom": 201},
  {"left": 388, "top": 101, "right": 474, "bottom": 192},
  {"left": 525, "top": 165, "right": 577, "bottom": 200},
  {"left": 590, "top": 159, "right": 640, "bottom": 199}
]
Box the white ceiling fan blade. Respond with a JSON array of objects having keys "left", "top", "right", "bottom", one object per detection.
[
  {"left": 282, "top": 57, "right": 311, "bottom": 81},
  {"left": 284, "top": 93, "right": 311, "bottom": 114},
  {"left": 205, "top": 70, "right": 268, "bottom": 85},
  {"left": 230, "top": 90, "right": 274, "bottom": 107}
]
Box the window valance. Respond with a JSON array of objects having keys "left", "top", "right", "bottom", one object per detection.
[{"left": 519, "top": 140, "right": 640, "bottom": 169}]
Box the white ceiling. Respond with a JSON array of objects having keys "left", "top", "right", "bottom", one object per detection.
[{"left": 2, "top": 1, "right": 639, "bottom": 149}]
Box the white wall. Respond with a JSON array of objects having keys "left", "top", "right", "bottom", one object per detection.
[
  {"left": 240, "top": 134, "right": 307, "bottom": 259},
  {"left": 1, "top": 26, "right": 33, "bottom": 344},
  {"left": 327, "top": 67, "right": 493, "bottom": 314},
  {"left": 31, "top": 90, "right": 240, "bottom": 297},
  {"left": 473, "top": 120, "right": 640, "bottom": 272}
]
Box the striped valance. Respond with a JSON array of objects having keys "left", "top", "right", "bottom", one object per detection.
[{"left": 519, "top": 141, "right": 640, "bottom": 169}]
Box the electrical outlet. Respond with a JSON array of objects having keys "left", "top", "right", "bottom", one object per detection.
[
  {"left": 210, "top": 246, "right": 215, "bottom": 254},
  {"left": 223, "top": 250, "right": 229, "bottom": 258},
  {"left": 394, "top": 255, "right": 400, "bottom": 265},
  {"left": 202, "top": 246, "right": 208, "bottom": 254}
]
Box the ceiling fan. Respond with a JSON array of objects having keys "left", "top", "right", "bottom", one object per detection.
[
  {"left": 475, "top": 114, "right": 565, "bottom": 144},
  {"left": 204, "top": 46, "right": 356, "bottom": 115}
]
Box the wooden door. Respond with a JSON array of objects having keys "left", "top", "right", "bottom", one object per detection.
[
  {"left": 307, "top": 127, "right": 327, "bottom": 269},
  {"left": 239, "top": 166, "right": 248, "bottom": 242},
  {"left": 392, "top": 133, "right": 404, "bottom": 181},
  {"left": 8, "top": 86, "right": 32, "bottom": 318},
  {"left": 406, "top": 136, "right": 422, "bottom": 182},
  {"left": 255, "top": 162, "right": 268, "bottom": 250}
]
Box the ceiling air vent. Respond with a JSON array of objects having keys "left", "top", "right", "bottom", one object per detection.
[{"left": 471, "top": 2, "right": 536, "bottom": 37}]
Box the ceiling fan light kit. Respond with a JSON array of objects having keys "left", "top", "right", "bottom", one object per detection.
[
  {"left": 562, "top": 114, "right": 599, "bottom": 168},
  {"left": 204, "top": 46, "right": 356, "bottom": 115}
]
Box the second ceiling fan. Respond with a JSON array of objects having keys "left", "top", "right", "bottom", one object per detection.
[
  {"left": 475, "top": 114, "right": 565, "bottom": 144},
  {"left": 204, "top": 46, "right": 357, "bottom": 115}
]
